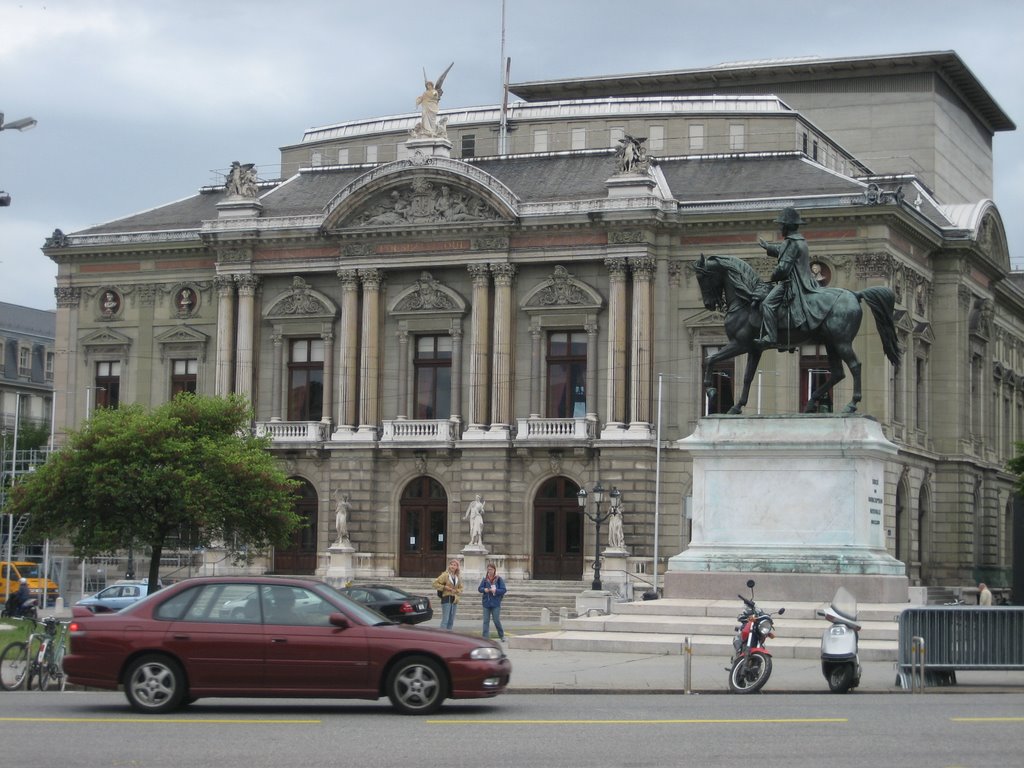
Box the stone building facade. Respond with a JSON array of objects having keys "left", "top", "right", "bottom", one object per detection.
[{"left": 42, "top": 52, "right": 1019, "bottom": 593}]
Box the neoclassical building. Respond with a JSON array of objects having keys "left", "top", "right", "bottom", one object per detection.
[{"left": 43, "top": 51, "right": 1020, "bottom": 594}]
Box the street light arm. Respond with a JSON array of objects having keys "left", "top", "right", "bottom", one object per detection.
[{"left": 0, "top": 114, "right": 38, "bottom": 132}]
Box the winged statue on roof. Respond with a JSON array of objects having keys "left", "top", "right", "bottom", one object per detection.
[
  {"left": 225, "top": 161, "right": 259, "bottom": 198},
  {"left": 411, "top": 62, "right": 454, "bottom": 139}
]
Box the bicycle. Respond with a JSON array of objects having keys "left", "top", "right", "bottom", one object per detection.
[{"left": 0, "top": 616, "right": 70, "bottom": 691}]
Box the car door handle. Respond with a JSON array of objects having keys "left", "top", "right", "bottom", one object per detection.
[
  {"left": 271, "top": 638, "right": 288, "bottom": 643},
  {"left": 172, "top": 635, "right": 191, "bottom": 641}
]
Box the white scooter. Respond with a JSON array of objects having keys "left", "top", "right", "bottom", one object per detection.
[{"left": 817, "top": 586, "right": 861, "bottom": 693}]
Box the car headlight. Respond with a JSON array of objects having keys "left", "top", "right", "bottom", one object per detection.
[{"left": 470, "top": 646, "right": 503, "bottom": 660}]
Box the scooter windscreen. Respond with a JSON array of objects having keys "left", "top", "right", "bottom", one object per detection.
[{"left": 825, "top": 586, "right": 859, "bottom": 625}]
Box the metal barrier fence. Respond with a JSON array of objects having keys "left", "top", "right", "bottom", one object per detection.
[{"left": 897, "top": 606, "right": 1024, "bottom": 689}]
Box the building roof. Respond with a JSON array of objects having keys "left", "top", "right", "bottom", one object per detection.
[
  {"left": 0, "top": 301, "right": 56, "bottom": 339},
  {"left": 509, "top": 51, "right": 1016, "bottom": 133}
]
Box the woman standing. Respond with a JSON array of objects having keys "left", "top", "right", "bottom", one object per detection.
[
  {"left": 478, "top": 563, "right": 507, "bottom": 642},
  {"left": 432, "top": 558, "right": 464, "bottom": 630}
]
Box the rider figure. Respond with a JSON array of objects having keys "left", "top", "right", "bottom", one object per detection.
[
  {"left": 755, "top": 207, "right": 821, "bottom": 348},
  {"left": 8, "top": 577, "right": 31, "bottom": 617}
]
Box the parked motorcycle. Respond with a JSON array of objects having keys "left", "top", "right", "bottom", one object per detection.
[
  {"left": 817, "top": 586, "right": 861, "bottom": 693},
  {"left": 728, "top": 579, "right": 785, "bottom": 693}
]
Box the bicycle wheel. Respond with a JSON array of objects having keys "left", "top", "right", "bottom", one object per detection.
[{"left": 0, "top": 641, "right": 29, "bottom": 691}]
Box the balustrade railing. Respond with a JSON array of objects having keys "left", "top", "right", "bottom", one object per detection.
[{"left": 515, "top": 417, "right": 595, "bottom": 440}]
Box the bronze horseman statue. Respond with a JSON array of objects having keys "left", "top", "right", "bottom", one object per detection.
[{"left": 694, "top": 207, "right": 901, "bottom": 415}]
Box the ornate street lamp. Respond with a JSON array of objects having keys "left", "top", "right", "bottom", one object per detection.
[{"left": 577, "top": 483, "right": 622, "bottom": 591}]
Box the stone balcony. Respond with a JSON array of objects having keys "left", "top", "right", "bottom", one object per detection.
[
  {"left": 515, "top": 416, "right": 596, "bottom": 441},
  {"left": 380, "top": 418, "right": 456, "bottom": 443},
  {"left": 255, "top": 420, "right": 330, "bottom": 443}
]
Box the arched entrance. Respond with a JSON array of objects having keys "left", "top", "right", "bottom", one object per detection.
[
  {"left": 273, "top": 478, "right": 318, "bottom": 574},
  {"left": 399, "top": 476, "right": 448, "bottom": 577},
  {"left": 533, "top": 476, "right": 583, "bottom": 580}
]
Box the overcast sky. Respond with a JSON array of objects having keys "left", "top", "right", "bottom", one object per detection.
[{"left": 2, "top": 0, "right": 1023, "bottom": 311}]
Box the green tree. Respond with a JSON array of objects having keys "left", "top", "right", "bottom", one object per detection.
[{"left": 8, "top": 394, "right": 302, "bottom": 592}]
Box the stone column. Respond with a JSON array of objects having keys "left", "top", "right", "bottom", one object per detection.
[
  {"left": 335, "top": 269, "right": 360, "bottom": 435},
  {"left": 450, "top": 324, "right": 464, "bottom": 427},
  {"left": 629, "top": 256, "right": 656, "bottom": 433},
  {"left": 233, "top": 274, "right": 259, "bottom": 400},
  {"left": 603, "top": 257, "right": 629, "bottom": 434},
  {"left": 490, "top": 263, "right": 517, "bottom": 431},
  {"left": 321, "top": 328, "right": 334, "bottom": 425},
  {"left": 585, "top": 321, "right": 599, "bottom": 419},
  {"left": 529, "top": 324, "right": 543, "bottom": 418},
  {"left": 357, "top": 268, "right": 382, "bottom": 437},
  {"left": 270, "top": 327, "right": 284, "bottom": 420},
  {"left": 467, "top": 264, "right": 491, "bottom": 432},
  {"left": 214, "top": 275, "right": 236, "bottom": 397},
  {"left": 396, "top": 325, "right": 409, "bottom": 419}
]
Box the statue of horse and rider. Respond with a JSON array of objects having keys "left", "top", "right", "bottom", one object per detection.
[{"left": 695, "top": 207, "right": 901, "bottom": 415}]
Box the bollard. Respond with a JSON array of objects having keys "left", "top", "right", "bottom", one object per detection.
[
  {"left": 540, "top": 607, "right": 550, "bottom": 625},
  {"left": 682, "top": 636, "right": 693, "bottom": 694},
  {"left": 910, "top": 636, "right": 926, "bottom": 693}
]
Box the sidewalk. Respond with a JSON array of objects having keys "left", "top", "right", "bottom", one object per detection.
[{"left": 452, "top": 618, "right": 1024, "bottom": 694}]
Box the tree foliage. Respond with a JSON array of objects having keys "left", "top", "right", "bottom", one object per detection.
[{"left": 9, "top": 394, "right": 302, "bottom": 591}]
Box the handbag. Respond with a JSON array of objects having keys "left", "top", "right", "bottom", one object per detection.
[{"left": 437, "top": 589, "right": 444, "bottom": 598}]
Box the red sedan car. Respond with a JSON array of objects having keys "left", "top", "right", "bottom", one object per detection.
[{"left": 64, "top": 576, "right": 511, "bottom": 715}]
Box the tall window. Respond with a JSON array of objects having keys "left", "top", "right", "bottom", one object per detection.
[
  {"left": 915, "top": 356, "right": 927, "bottom": 431},
  {"left": 337, "top": 148, "right": 349, "bottom": 164},
  {"left": 546, "top": 332, "right": 587, "bottom": 418},
  {"left": 609, "top": 126, "right": 624, "bottom": 146},
  {"left": 95, "top": 361, "right": 121, "bottom": 409},
  {"left": 533, "top": 129, "right": 548, "bottom": 153},
  {"left": 18, "top": 346, "right": 30, "bottom": 376},
  {"left": 45, "top": 351, "right": 54, "bottom": 381},
  {"left": 171, "top": 359, "right": 198, "bottom": 396},
  {"left": 461, "top": 133, "right": 476, "bottom": 158},
  {"left": 414, "top": 335, "right": 452, "bottom": 419},
  {"left": 688, "top": 123, "right": 705, "bottom": 151},
  {"left": 729, "top": 124, "right": 745, "bottom": 151},
  {"left": 288, "top": 338, "right": 323, "bottom": 421},
  {"left": 365, "top": 145, "right": 378, "bottom": 163},
  {"left": 800, "top": 346, "right": 832, "bottom": 413},
  {"left": 571, "top": 127, "right": 586, "bottom": 150},
  {"left": 649, "top": 125, "right": 665, "bottom": 151},
  {"left": 702, "top": 345, "right": 735, "bottom": 415}
]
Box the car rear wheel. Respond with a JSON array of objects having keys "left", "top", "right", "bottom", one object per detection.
[
  {"left": 124, "top": 655, "right": 187, "bottom": 713},
  {"left": 0, "top": 641, "right": 29, "bottom": 691},
  {"left": 386, "top": 655, "right": 447, "bottom": 715}
]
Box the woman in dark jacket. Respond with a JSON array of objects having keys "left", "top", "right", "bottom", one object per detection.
[{"left": 478, "top": 563, "right": 507, "bottom": 642}]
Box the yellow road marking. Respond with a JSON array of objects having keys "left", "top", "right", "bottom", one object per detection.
[
  {"left": 0, "top": 717, "right": 320, "bottom": 724},
  {"left": 428, "top": 718, "right": 847, "bottom": 725},
  {"left": 951, "top": 717, "right": 1024, "bottom": 723}
]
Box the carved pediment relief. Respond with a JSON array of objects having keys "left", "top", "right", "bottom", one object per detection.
[
  {"left": 81, "top": 326, "right": 133, "bottom": 363},
  {"left": 263, "top": 276, "right": 337, "bottom": 321},
  {"left": 154, "top": 325, "right": 210, "bottom": 362},
  {"left": 349, "top": 178, "right": 504, "bottom": 228},
  {"left": 390, "top": 272, "right": 467, "bottom": 316},
  {"left": 521, "top": 266, "right": 602, "bottom": 313}
]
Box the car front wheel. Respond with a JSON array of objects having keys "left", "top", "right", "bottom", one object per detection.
[
  {"left": 124, "top": 655, "right": 187, "bottom": 714},
  {"left": 386, "top": 656, "right": 447, "bottom": 715}
]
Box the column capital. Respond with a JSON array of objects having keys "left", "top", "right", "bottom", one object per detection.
[
  {"left": 55, "top": 286, "right": 81, "bottom": 308},
  {"left": 214, "top": 274, "right": 236, "bottom": 294},
  {"left": 605, "top": 257, "right": 629, "bottom": 280},
  {"left": 468, "top": 263, "right": 491, "bottom": 285},
  {"left": 359, "top": 268, "right": 384, "bottom": 290},
  {"left": 490, "top": 263, "right": 517, "bottom": 285},
  {"left": 629, "top": 255, "right": 657, "bottom": 280},
  {"left": 337, "top": 268, "right": 360, "bottom": 289},
  {"left": 235, "top": 274, "right": 261, "bottom": 295}
]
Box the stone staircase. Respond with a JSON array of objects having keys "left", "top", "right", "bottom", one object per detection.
[
  {"left": 510, "top": 596, "right": 910, "bottom": 661},
  {"left": 366, "top": 577, "right": 585, "bottom": 622}
]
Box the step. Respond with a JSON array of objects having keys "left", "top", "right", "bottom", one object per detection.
[{"left": 507, "top": 597, "right": 908, "bottom": 661}]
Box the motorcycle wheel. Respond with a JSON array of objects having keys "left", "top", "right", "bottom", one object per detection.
[
  {"left": 729, "top": 653, "right": 772, "bottom": 693},
  {"left": 827, "top": 664, "right": 855, "bottom": 693}
]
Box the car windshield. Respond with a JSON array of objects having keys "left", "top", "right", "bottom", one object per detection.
[
  {"left": 375, "top": 587, "right": 413, "bottom": 600},
  {"left": 16, "top": 564, "right": 41, "bottom": 579}
]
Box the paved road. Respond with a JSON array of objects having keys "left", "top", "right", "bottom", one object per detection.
[{"left": 1, "top": 691, "right": 1022, "bottom": 767}]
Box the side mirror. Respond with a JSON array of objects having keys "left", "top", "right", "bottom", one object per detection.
[
  {"left": 746, "top": 579, "right": 756, "bottom": 589},
  {"left": 329, "top": 613, "right": 350, "bottom": 629},
  {"left": 778, "top": 607, "right": 785, "bottom": 615}
]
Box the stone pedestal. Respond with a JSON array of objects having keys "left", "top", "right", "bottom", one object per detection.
[
  {"left": 323, "top": 544, "right": 356, "bottom": 585},
  {"left": 666, "top": 415, "right": 908, "bottom": 603},
  {"left": 460, "top": 547, "right": 488, "bottom": 581},
  {"left": 216, "top": 196, "right": 263, "bottom": 218},
  {"left": 405, "top": 137, "right": 452, "bottom": 159},
  {"left": 576, "top": 590, "right": 612, "bottom": 616},
  {"left": 599, "top": 549, "right": 630, "bottom": 598},
  {"left": 605, "top": 173, "right": 657, "bottom": 198}
]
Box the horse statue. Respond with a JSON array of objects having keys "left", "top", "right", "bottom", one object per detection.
[{"left": 694, "top": 254, "right": 901, "bottom": 414}]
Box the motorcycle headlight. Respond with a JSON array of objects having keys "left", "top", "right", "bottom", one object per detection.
[{"left": 756, "top": 616, "right": 774, "bottom": 635}]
